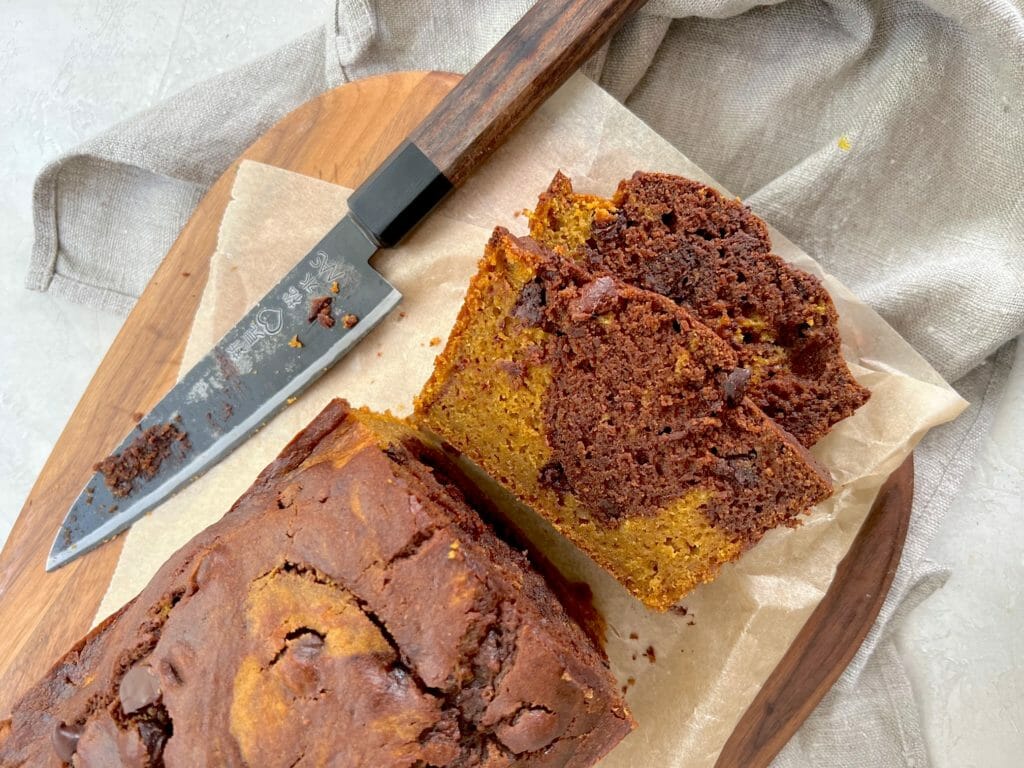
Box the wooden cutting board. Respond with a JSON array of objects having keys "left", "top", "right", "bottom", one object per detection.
[{"left": 0, "top": 71, "right": 913, "bottom": 766}]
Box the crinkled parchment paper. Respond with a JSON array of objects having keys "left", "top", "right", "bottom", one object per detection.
[{"left": 97, "top": 74, "right": 966, "bottom": 766}]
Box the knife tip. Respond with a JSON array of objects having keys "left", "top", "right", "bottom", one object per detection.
[{"left": 45, "top": 542, "right": 77, "bottom": 572}]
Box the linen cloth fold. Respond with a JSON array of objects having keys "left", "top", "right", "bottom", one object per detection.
[{"left": 26, "top": 1, "right": 1024, "bottom": 765}]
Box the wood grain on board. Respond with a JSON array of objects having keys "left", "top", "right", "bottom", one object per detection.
[
  {"left": 0, "top": 72, "right": 912, "bottom": 768},
  {"left": 0, "top": 70, "right": 459, "bottom": 714}
]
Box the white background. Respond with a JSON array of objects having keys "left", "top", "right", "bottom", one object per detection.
[{"left": 1, "top": 2, "right": 1021, "bottom": 766}]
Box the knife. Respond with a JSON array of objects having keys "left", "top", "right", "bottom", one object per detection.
[{"left": 46, "top": 0, "right": 648, "bottom": 570}]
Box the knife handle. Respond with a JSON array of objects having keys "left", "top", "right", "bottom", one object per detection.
[
  {"left": 410, "top": 0, "right": 647, "bottom": 187},
  {"left": 347, "top": 0, "right": 646, "bottom": 247}
]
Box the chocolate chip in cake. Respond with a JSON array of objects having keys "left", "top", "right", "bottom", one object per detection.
[
  {"left": 289, "top": 630, "right": 325, "bottom": 661},
  {"left": 51, "top": 722, "right": 81, "bottom": 763},
  {"left": 119, "top": 664, "right": 161, "bottom": 714},
  {"left": 723, "top": 368, "right": 752, "bottom": 407},
  {"left": 569, "top": 276, "right": 619, "bottom": 320},
  {"left": 511, "top": 278, "right": 546, "bottom": 326},
  {"left": 137, "top": 717, "right": 171, "bottom": 762},
  {"left": 538, "top": 461, "right": 571, "bottom": 494},
  {"left": 495, "top": 707, "right": 564, "bottom": 754}
]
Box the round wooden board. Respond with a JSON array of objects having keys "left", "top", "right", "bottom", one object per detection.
[{"left": 0, "top": 71, "right": 913, "bottom": 766}]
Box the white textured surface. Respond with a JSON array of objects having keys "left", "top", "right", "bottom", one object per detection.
[
  {"left": 0, "top": 0, "right": 328, "bottom": 549},
  {"left": 897, "top": 339, "right": 1024, "bottom": 768},
  {"left": 0, "top": 2, "right": 1021, "bottom": 766}
]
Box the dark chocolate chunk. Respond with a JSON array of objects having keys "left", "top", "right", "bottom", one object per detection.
[
  {"left": 538, "top": 461, "right": 571, "bottom": 494},
  {"left": 51, "top": 722, "right": 81, "bottom": 763},
  {"left": 732, "top": 463, "right": 758, "bottom": 487},
  {"left": 723, "top": 368, "right": 752, "bottom": 406},
  {"left": 511, "top": 278, "right": 546, "bottom": 326},
  {"left": 495, "top": 707, "right": 564, "bottom": 754},
  {"left": 119, "top": 664, "right": 161, "bottom": 714},
  {"left": 289, "top": 630, "right": 325, "bottom": 661},
  {"left": 277, "top": 638, "right": 323, "bottom": 699},
  {"left": 568, "top": 276, "right": 619, "bottom": 320},
  {"left": 136, "top": 718, "right": 170, "bottom": 763},
  {"left": 72, "top": 716, "right": 139, "bottom": 765}
]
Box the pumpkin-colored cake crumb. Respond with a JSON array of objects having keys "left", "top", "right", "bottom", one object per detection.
[{"left": 415, "top": 228, "right": 832, "bottom": 610}]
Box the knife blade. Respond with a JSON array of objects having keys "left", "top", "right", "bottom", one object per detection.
[
  {"left": 47, "top": 216, "right": 397, "bottom": 571},
  {"left": 48, "top": 0, "right": 648, "bottom": 570}
]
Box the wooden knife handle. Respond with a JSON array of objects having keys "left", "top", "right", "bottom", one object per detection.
[
  {"left": 347, "top": 0, "right": 646, "bottom": 247},
  {"left": 411, "top": 0, "right": 647, "bottom": 187}
]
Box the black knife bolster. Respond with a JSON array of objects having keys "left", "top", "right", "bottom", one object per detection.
[{"left": 347, "top": 141, "right": 453, "bottom": 248}]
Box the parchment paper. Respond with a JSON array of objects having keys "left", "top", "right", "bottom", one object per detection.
[{"left": 97, "top": 74, "right": 966, "bottom": 767}]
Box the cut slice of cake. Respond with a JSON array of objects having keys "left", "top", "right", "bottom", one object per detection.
[
  {"left": 529, "top": 171, "right": 870, "bottom": 446},
  {"left": 0, "top": 400, "right": 632, "bottom": 768},
  {"left": 415, "top": 228, "right": 833, "bottom": 611}
]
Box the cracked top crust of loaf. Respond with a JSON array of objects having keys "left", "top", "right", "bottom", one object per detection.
[
  {"left": 528, "top": 171, "right": 870, "bottom": 447},
  {"left": 0, "top": 400, "right": 632, "bottom": 768}
]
